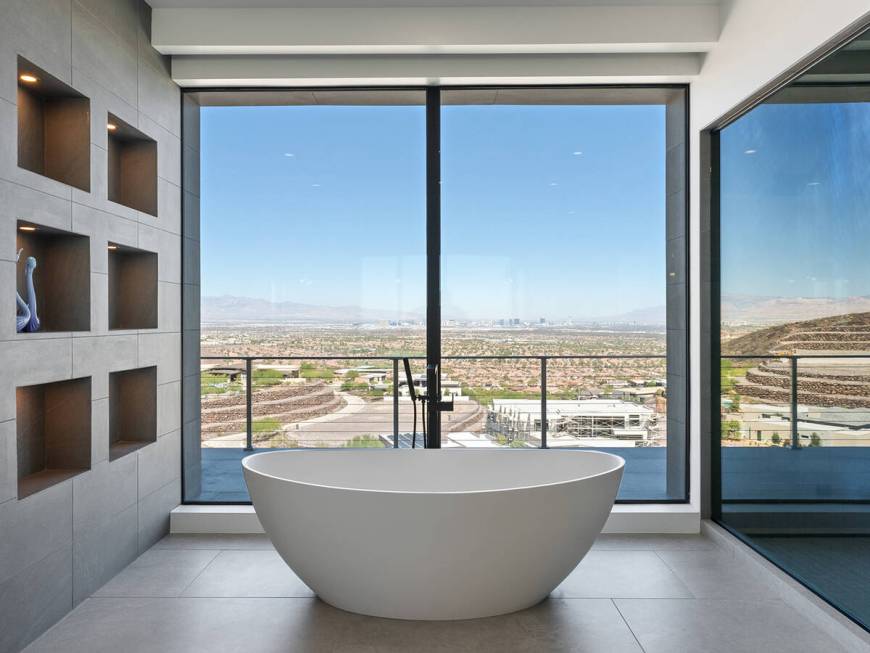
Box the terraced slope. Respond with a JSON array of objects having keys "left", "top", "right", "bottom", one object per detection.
[
  {"left": 722, "top": 312, "right": 870, "bottom": 356},
  {"left": 202, "top": 381, "right": 346, "bottom": 437},
  {"left": 722, "top": 312, "right": 870, "bottom": 408}
]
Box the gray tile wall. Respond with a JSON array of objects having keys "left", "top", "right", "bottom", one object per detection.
[{"left": 0, "top": 2, "right": 181, "bottom": 651}]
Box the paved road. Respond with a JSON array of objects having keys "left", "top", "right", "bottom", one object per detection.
[
  {"left": 205, "top": 393, "right": 483, "bottom": 447},
  {"left": 288, "top": 395, "right": 482, "bottom": 445}
]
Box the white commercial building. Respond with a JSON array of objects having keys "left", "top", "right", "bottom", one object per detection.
[{"left": 487, "top": 399, "right": 655, "bottom": 445}]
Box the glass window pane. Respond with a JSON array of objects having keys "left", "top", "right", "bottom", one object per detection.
[
  {"left": 716, "top": 29, "right": 870, "bottom": 630},
  {"left": 187, "top": 91, "right": 426, "bottom": 502},
  {"left": 440, "top": 88, "right": 686, "bottom": 500}
]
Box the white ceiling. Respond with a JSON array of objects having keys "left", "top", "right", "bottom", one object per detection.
[{"left": 149, "top": 0, "right": 718, "bottom": 7}]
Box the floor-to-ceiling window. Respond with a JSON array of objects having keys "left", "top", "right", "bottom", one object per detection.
[
  {"left": 713, "top": 29, "right": 870, "bottom": 630},
  {"left": 439, "top": 88, "right": 688, "bottom": 500},
  {"left": 181, "top": 86, "right": 688, "bottom": 504},
  {"left": 184, "top": 90, "right": 427, "bottom": 501}
]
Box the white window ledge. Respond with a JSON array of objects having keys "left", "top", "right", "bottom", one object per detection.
[{"left": 171, "top": 504, "right": 700, "bottom": 535}]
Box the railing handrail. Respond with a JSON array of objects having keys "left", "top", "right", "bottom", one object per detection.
[
  {"left": 722, "top": 354, "right": 870, "bottom": 359},
  {"left": 201, "top": 354, "right": 666, "bottom": 360}
]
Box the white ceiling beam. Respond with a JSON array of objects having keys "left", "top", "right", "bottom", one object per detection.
[
  {"left": 153, "top": 6, "right": 719, "bottom": 56},
  {"left": 171, "top": 53, "right": 701, "bottom": 87}
]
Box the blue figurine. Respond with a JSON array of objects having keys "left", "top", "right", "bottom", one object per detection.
[{"left": 15, "top": 248, "right": 40, "bottom": 333}]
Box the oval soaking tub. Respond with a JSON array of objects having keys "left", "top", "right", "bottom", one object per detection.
[{"left": 243, "top": 449, "right": 623, "bottom": 620}]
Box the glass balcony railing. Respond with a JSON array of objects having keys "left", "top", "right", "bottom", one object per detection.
[
  {"left": 200, "top": 354, "right": 668, "bottom": 451},
  {"left": 194, "top": 353, "right": 678, "bottom": 502},
  {"left": 720, "top": 354, "right": 870, "bottom": 502}
]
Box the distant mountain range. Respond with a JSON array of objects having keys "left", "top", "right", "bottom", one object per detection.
[
  {"left": 203, "top": 295, "right": 668, "bottom": 326},
  {"left": 582, "top": 296, "right": 870, "bottom": 327},
  {"left": 202, "top": 295, "right": 423, "bottom": 324},
  {"left": 203, "top": 293, "right": 870, "bottom": 327},
  {"left": 722, "top": 294, "right": 870, "bottom": 325}
]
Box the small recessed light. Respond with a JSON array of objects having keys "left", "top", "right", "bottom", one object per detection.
[
  {"left": 108, "top": 245, "right": 118, "bottom": 250},
  {"left": 744, "top": 148, "right": 757, "bottom": 155},
  {"left": 572, "top": 151, "right": 583, "bottom": 156},
  {"left": 18, "top": 225, "right": 36, "bottom": 232},
  {"left": 107, "top": 123, "right": 117, "bottom": 131},
  {"left": 19, "top": 74, "right": 38, "bottom": 84}
]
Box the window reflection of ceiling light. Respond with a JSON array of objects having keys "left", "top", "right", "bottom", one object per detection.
[
  {"left": 108, "top": 245, "right": 118, "bottom": 250},
  {"left": 744, "top": 148, "right": 757, "bottom": 155},
  {"left": 19, "top": 74, "right": 38, "bottom": 83},
  {"left": 107, "top": 123, "right": 117, "bottom": 131},
  {"left": 18, "top": 225, "right": 36, "bottom": 232}
]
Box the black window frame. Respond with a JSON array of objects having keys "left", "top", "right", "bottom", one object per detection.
[{"left": 180, "top": 83, "right": 691, "bottom": 505}]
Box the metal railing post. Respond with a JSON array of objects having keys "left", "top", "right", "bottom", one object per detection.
[
  {"left": 540, "top": 357, "right": 548, "bottom": 449},
  {"left": 393, "top": 358, "right": 399, "bottom": 448},
  {"left": 790, "top": 356, "right": 799, "bottom": 449},
  {"left": 245, "top": 358, "right": 253, "bottom": 451}
]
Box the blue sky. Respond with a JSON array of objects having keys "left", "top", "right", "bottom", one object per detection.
[
  {"left": 201, "top": 102, "right": 666, "bottom": 320},
  {"left": 721, "top": 101, "right": 870, "bottom": 299}
]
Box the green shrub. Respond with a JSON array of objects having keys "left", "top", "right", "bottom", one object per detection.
[{"left": 343, "top": 435, "right": 385, "bottom": 448}]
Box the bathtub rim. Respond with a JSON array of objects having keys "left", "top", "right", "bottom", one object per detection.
[{"left": 242, "top": 448, "right": 625, "bottom": 496}]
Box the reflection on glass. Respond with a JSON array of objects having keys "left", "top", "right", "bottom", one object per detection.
[{"left": 716, "top": 29, "right": 870, "bottom": 630}]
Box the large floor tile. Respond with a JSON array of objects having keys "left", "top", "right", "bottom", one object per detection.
[
  {"left": 181, "top": 550, "right": 314, "bottom": 598},
  {"left": 552, "top": 550, "right": 693, "bottom": 599},
  {"left": 92, "top": 549, "right": 219, "bottom": 598},
  {"left": 508, "top": 599, "right": 643, "bottom": 652},
  {"left": 656, "top": 549, "right": 781, "bottom": 599},
  {"left": 615, "top": 598, "right": 851, "bottom": 653},
  {"left": 25, "top": 596, "right": 643, "bottom": 653},
  {"left": 153, "top": 533, "right": 275, "bottom": 550}
]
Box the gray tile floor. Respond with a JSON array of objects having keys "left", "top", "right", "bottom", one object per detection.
[{"left": 24, "top": 532, "right": 856, "bottom": 653}]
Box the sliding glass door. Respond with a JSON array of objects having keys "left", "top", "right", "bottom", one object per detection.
[{"left": 182, "top": 86, "right": 688, "bottom": 503}]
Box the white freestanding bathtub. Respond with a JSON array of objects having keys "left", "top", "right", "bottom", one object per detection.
[{"left": 243, "top": 449, "right": 624, "bottom": 620}]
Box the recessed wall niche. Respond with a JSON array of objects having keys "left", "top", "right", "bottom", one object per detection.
[
  {"left": 109, "top": 366, "right": 157, "bottom": 460},
  {"left": 108, "top": 243, "right": 158, "bottom": 330},
  {"left": 107, "top": 113, "right": 158, "bottom": 216},
  {"left": 17, "top": 377, "right": 92, "bottom": 499},
  {"left": 17, "top": 56, "right": 90, "bottom": 191},
  {"left": 16, "top": 221, "right": 90, "bottom": 332}
]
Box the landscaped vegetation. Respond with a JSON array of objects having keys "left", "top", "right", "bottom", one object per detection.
[
  {"left": 300, "top": 362, "right": 335, "bottom": 380},
  {"left": 343, "top": 434, "right": 386, "bottom": 448},
  {"left": 201, "top": 372, "right": 241, "bottom": 396}
]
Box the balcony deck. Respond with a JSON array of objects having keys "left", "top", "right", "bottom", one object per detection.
[{"left": 190, "top": 446, "right": 673, "bottom": 502}]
